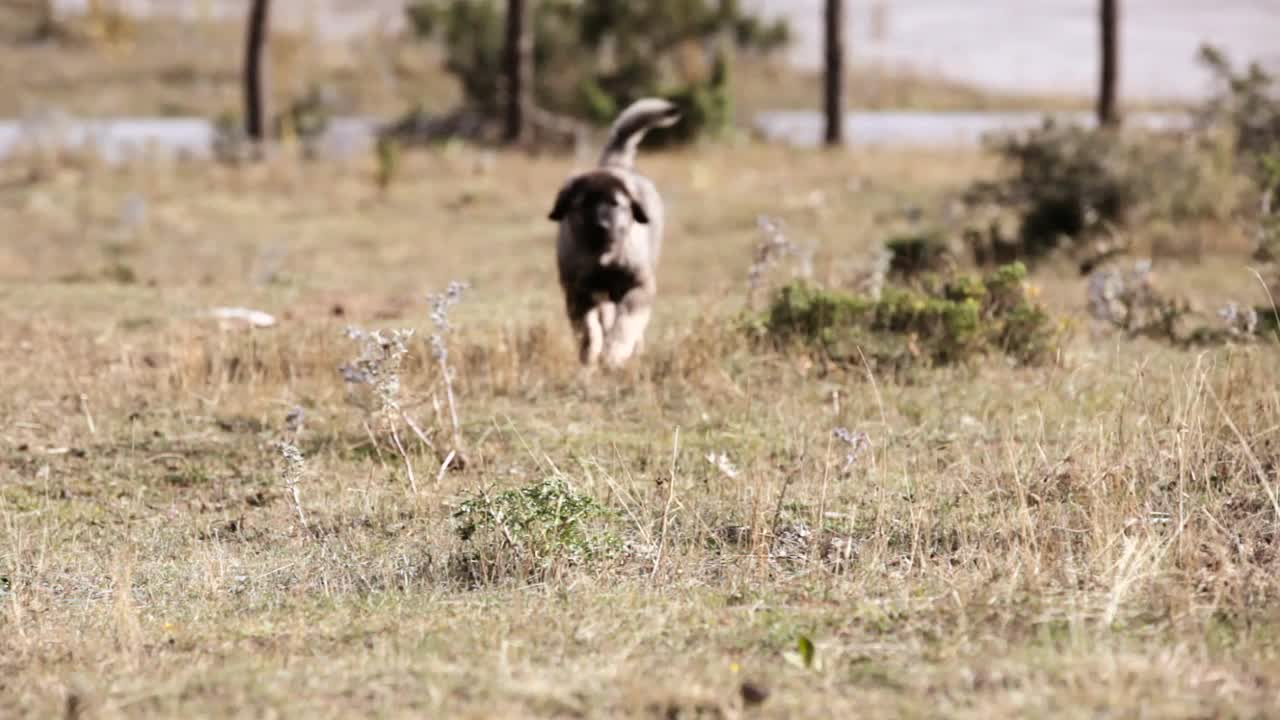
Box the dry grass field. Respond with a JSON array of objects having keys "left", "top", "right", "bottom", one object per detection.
[
  {"left": 3, "top": 6, "right": 1280, "bottom": 720},
  {"left": 3, "top": 137, "right": 1279, "bottom": 718}
]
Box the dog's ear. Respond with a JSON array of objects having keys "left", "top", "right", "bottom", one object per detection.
[
  {"left": 548, "top": 177, "right": 582, "bottom": 222},
  {"left": 621, "top": 184, "right": 650, "bottom": 224},
  {"left": 629, "top": 195, "right": 650, "bottom": 224}
]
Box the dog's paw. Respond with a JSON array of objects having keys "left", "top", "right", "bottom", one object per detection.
[
  {"left": 603, "top": 347, "right": 633, "bottom": 370},
  {"left": 574, "top": 361, "right": 599, "bottom": 383}
]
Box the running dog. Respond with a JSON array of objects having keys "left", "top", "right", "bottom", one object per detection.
[{"left": 548, "top": 98, "right": 681, "bottom": 368}]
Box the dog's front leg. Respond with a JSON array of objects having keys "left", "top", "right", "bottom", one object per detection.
[
  {"left": 598, "top": 299, "right": 618, "bottom": 335},
  {"left": 603, "top": 288, "right": 653, "bottom": 368},
  {"left": 578, "top": 305, "right": 606, "bottom": 366}
]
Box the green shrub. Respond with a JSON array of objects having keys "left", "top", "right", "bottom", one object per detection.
[
  {"left": 406, "top": 0, "right": 787, "bottom": 143},
  {"left": 1197, "top": 48, "right": 1280, "bottom": 299},
  {"left": 1259, "top": 308, "right": 1280, "bottom": 339},
  {"left": 970, "top": 120, "right": 1247, "bottom": 265},
  {"left": 408, "top": 0, "right": 507, "bottom": 115},
  {"left": 884, "top": 229, "right": 954, "bottom": 278},
  {"left": 761, "top": 263, "right": 1060, "bottom": 370},
  {"left": 969, "top": 50, "right": 1279, "bottom": 268},
  {"left": 452, "top": 475, "right": 618, "bottom": 582},
  {"left": 276, "top": 85, "right": 337, "bottom": 160},
  {"left": 375, "top": 136, "right": 402, "bottom": 193},
  {"left": 969, "top": 123, "right": 1148, "bottom": 262},
  {"left": 651, "top": 49, "right": 735, "bottom": 146},
  {"left": 1198, "top": 45, "right": 1280, "bottom": 181},
  {"left": 1253, "top": 153, "right": 1280, "bottom": 300}
]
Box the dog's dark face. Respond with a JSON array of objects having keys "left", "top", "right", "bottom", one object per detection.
[{"left": 549, "top": 172, "right": 649, "bottom": 257}]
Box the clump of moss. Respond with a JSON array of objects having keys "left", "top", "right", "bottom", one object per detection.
[{"left": 760, "top": 262, "right": 1060, "bottom": 370}]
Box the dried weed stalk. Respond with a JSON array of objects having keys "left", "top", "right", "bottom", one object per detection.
[
  {"left": 275, "top": 440, "right": 308, "bottom": 527},
  {"left": 429, "top": 281, "right": 469, "bottom": 474},
  {"left": 341, "top": 327, "right": 422, "bottom": 491},
  {"left": 833, "top": 427, "right": 871, "bottom": 475}
]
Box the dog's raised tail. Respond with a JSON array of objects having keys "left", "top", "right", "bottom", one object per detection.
[{"left": 598, "top": 98, "right": 681, "bottom": 170}]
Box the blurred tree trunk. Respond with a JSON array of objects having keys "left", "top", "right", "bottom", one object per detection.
[
  {"left": 1098, "top": 0, "right": 1120, "bottom": 127},
  {"left": 824, "top": 0, "right": 845, "bottom": 146},
  {"left": 503, "top": 0, "right": 534, "bottom": 144},
  {"left": 244, "top": 0, "right": 271, "bottom": 141},
  {"left": 716, "top": 0, "right": 734, "bottom": 56}
]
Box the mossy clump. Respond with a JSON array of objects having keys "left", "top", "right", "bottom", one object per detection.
[{"left": 761, "top": 262, "right": 1060, "bottom": 370}]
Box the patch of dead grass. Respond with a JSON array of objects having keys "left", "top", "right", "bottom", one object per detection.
[{"left": 1, "top": 141, "right": 1278, "bottom": 717}]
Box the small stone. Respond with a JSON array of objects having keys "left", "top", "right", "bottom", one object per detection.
[{"left": 739, "top": 681, "right": 770, "bottom": 707}]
